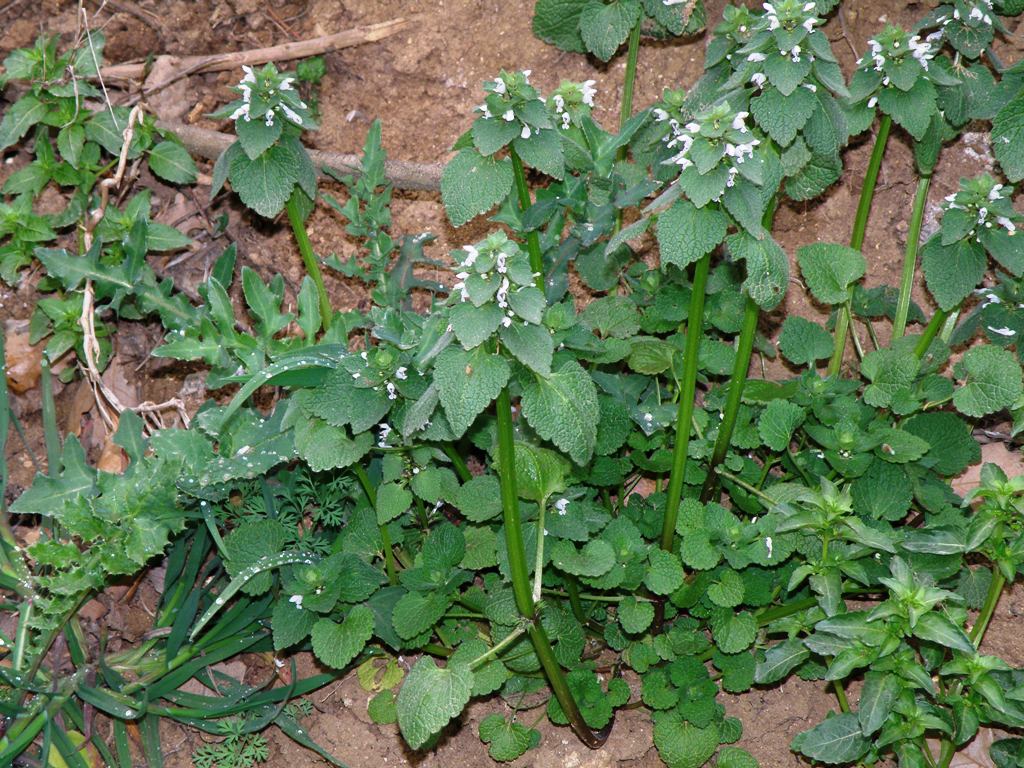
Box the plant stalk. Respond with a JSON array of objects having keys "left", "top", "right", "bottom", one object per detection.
[
  {"left": 509, "top": 147, "right": 545, "bottom": 291},
  {"left": 618, "top": 22, "right": 642, "bottom": 146},
  {"left": 660, "top": 252, "right": 711, "bottom": 551},
  {"left": 494, "top": 388, "right": 603, "bottom": 748},
  {"left": 353, "top": 464, "right": 398, "bottom": 585},
  {"left": 284, "top": 194, "right": 332, "bottom": 331},
  {"left": 701, "top": 295, "right": 759, "bottom": 503},
  {"left": 914, "top": 309, "right": 948, "bottom": 360},
  {"left": 830, "top": 114, "right": 892, "bottom": 374},
  {"left": 893, "top": 173, "right": 932, "bottom": 339}
]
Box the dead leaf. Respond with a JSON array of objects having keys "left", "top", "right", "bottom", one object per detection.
[
  {"left": 97, "top": 432, "right": 127, "bottom": 474},
  {"left": 3, "top": 320, "right": 42, "bottom": 394}
]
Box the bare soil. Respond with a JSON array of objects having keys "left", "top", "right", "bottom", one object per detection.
[{"left": 4, "top": 0, "right": 1024, "bottom": 766}]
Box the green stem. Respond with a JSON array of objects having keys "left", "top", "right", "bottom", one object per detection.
[
  {"left": 914, "top": 309, "right": 948, "bottom": 360},
  {"left": 509, "top": 147, "right": 545, "bottom": 291},
  {"left": 660, "top": 253, "right": 711, "bottom": 551},
  {"left": 851, "top": 115, "right": 892, "bottom": 252},
  {"left": 39, "top": 357, "right": 60, "bottom": 479},
  {"left": 495, "top": 389, "right": 602, "bottom": 748},
  {"left": 701, "top": 295, "right": 759, "bottom": 503},
  {"left": 618, "top": 22, "right": 642, "bottom": 148},
  {"left": 284, "top": 194, "right": 332, "bottom": 331},
  {"left": 469, "top": 624, "right": 528, "bottom": 670},
  {"left": 495, "top": 389, "right": 533, "bottom": 619},
  {"left": 533, "top": 501, "right": 547, "bottom": 604},
  {"left": 893, "top": 174, "right": 932, "bottom": 339},
  {"left": 353, "top": 465, "right": 397, "bottom": 585},
  {"left": 442, "top": 443, "right": 473, "bottom": 483},
  {"left": 937, "top": 568, "right": 1006, "bottom": 768},
  {"left": 830, "top": 114, "right": 892, "bottom": 374}
]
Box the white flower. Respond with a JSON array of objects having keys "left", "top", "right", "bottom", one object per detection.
[
  {"left": 395, "top": 366, "right": 408, "bottom": 380},
  {"left": 279, "top": 77, "right": 294, "bottom": 91},
  {"left": 521, "top": 124, "right": 532, "bottom": 139},
  {"left": 643, "top": 412, "right": 654, "bottom": 423},
  {"left": 581, "top": 79, "right": 597, "bottom": 107},
  {"left": 554, "top": 498, "right": 570, "bottom": 515},
  {"left": 289, "top": 594, "right": 303, "bottom": 608},
  {"left": 750, "top": 72, "right": 767, "bottom": 89},
  {"left": 264, "top": 109, "right": 275, "bottom": 127},
  {"left": 998, "top": 216, "right": 1017, "bottom": 233},
  {"left": 989, "top": 326, "right": 1016, "bottom": 337},
  {"left": 747, "top": 52, "right": 767, "bottom": 63},
  {"left": 989, "top": 183, "right": 1005, "bottom": 201},
  {"left": 280, "top": 103, "right": 303, "bottom": 126},
  {"left": 731, "top": 111, "right": 749, "bottom": 131},
  {"left": 562, "top": 112, "right": 571, "bottom": 129},
  {"left": 803, "top": 83, "right": 818, "bottom": 92},
  {"left": 503, "top": 109, "right": 515, "bottom": 122},
  {"left": 522, "top": 69, "right": 532, "bottom": 82},
  {"left": 765, "top": 537, "right": 774, "bottom": 558},
  {"left": 478, "top": 103, "right": 493, "bottom": 119},
  {"left": 496, "top": 277, "right": 510, "bottom": 308},
  {"left": 653, "top": 108, "right": 670, "bottom": 122},
  {"left": 229, "top": 102, "right": 251, "bottom": 121},
  {"left": 493, "top": 79, "right": 507, "bottom": 95},
  {"left": 385, "top": 381, "right": 397, "bottom": 401},
  {"left": 461, "top": 244, "right": 479, "bottom": 267},
  {"left": 378, "top": 422, "right": 393, "bottom": 447},
  {"left": 552, "top": 94, "right": 565, "bottom": 113},
  {"left": 867, "top": 96, "right": 878, "bottom": 109}
]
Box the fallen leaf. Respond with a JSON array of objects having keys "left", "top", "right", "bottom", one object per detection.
[{"left": 3, "top": 320, "right": 42, "bottom": 394}]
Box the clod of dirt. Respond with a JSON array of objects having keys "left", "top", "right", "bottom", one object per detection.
[{"left": 3, "top": 320, "right": 42, "bottom": 394}]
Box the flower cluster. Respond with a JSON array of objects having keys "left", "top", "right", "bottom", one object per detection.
[
  {"left": 449, "top": 232, "right": 544, "bottom": 328},
  {"left": 763, "top": 1, "right": 819, "bottom": 35},
  {"left": 341, "top": 344, "right": 411, "bottom": 405},
  {"left": 547, "top": 79, "right": 597, "bottom": 130},
  {"left": 477, "top": 70, "right": 550, "bottom": 140},
  {"left": 944, "top": 0, "right": 995, "bottom": 26},
  {"left": 218, "top": 63, "right": 313, "bottom": 128},
  {"left": 854, "top": 24, "right": 940, "bottom": 101},
  {"left": 662, "top": 102, "right": 761, "bottom": 191},
  {"left": 943, "top": 175, "right": 1020, "bottom": 241}
]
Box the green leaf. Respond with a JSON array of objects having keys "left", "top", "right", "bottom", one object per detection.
[
  {"left": 293, "top": 419, "right": 373, "bottom": 472},
  {"left": 450, "top": 301, "right": 503, "bottom": 349},
  {"left": 478, "top": 714, "right": 540, "bottom": 762},
  {"left": 921, "top": 236, "right": 987, "bottom": 311},
  {"left": 751, "top": 85, "right": 817, "bottom": 147},
  {"left": 903, "top": 413, "right": 980, "bottom": 476},
  {"left": 532, "top": 0, "right": 588, "bottom": 53},
  {"left": 305, "top": 368, "right": 390, "bottom": 435},
  {"left": 228, "top": 141, "right": 300, "bottom": 217},
  {"left": 728, "top": 232, "right": 789, "bottom": 310},
  {"left": 619, "top": 596, "right": 655, "bottom": 633},
  {"left": 797, "top": 243, "right": 866, "bottom": 305},
  {"left": 912, "top": 612, "right": 975, "bottom": 653},
  {"left": 550, "top": 538, "right": 615, "bottom": 577},
  {"left": 10, "top": 437, "right": 96, "bottom": 515},
  {"left": 657, "top": 199, "right": 728, "bottom": 271},
  {"left": 716, "top": 747, "right": 758, "bottom": 768},
  {"left": 376, "top": 482, "right": 413, "bottom": 525},
  {"left": 953, "top": 346, "right": 1024, "bottom": 417},
  {"left": 224, "top": 519, "right": 288, "bottom": 596},
  {"left": 235, "top": 114, "right": 283, "bottom": 160},
  {"left": 472, "top": 117, "right": 520, "bottom": 156},
  {"left": 778, "top": 316, "right": 833, "bottom": 366},
  {"left": 311, "top": 605, "right": 375, "bottom": 669},
  {"left": 513, "top": 128, "right": 565, "bottom": 180},
  {"left": 578, "top": 0, "right": 642, "bottom": 61},
  {"left": 851, "top": 461, "right": 913, "bottom": 521},
  {"left": 994, "top": 92, "right": 1024, "bottom": 182},
  {"left": 653, "top": 716, "right": 719, "bottom": 768},
  {"left": 521, "top": 360, "right": 599, "bottom": 465},
  {"left": 367, "top": 691, "right": 398, "bottom": 724},
  {"left": 148, "top": 140, "right": 198, "bottom": 184},
  {"left": 580, "top": 295, "right": 640, "bottom": 338},
  {"left": 708, "top": 569, "right": 745, "bottom": 608},
  {"left": 392, "top": 590, "right": 450, "bottom": 640},
  {"left": 396, "top": 658, "right": 474, "bottom": 750},
  {"left": 271, "top": 599, "right": 317, "bottom": 650},
  {"left": 0, "top": 96, "right": 47, "bottom": 150},
  {"left": 791, "top": 713, "right": 870, "bottom": 765},
  {"left": 508, "top": 442, "right": 568, "bottom": 504},
  {"left": 858, "top": 671, "right": 901, "bottom": 736},
  {"left": 758, "top": 400, "right": 805, "bottom": 451},
  {"left": 453, "top": 475, "right": 503, "bottom": 522},
  {"left": 711, "top": 609, "right": 757, "bottom": 653},
  {"left": 862, "top": 349, "right": 920, "bottom": 409},
  {"left": 499, "top": 321, "right": 554, "bottom": 375},
  {"left": 434, "top": 346, "right": 510, "bottom": 437},
  {"left": 441, "top": 148, "right": 513, "bottom": 227},
  {"left": 645, "top": 549, "right": 685, "bottom": 595},
  {"left": 878, "top": 78, "right": 937, "bottom": 141},
  {"left": 755, "top": 637, "right": 809, "bottom": 684}
]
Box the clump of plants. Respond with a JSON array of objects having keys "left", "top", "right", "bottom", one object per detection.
[{"left": 6, "top": 2, "right": 1024, "bottom": 767}]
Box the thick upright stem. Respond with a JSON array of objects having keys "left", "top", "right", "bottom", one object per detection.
[
  {"left": 285, "top": 195, "right": 332, "bottom": 331},
  {"left": 914, "top": 309, "right": 948, "bottom": 360},
  {"left": 660, "top": 253, "right": 711, "bottom": 551},
  {"left": 353, "top": 465, "right": 397, "bottom": 585},
  {"left": 830, "top": 114, "right": 892, "bottom": 374},
  {"left": 509, "top": 147, "right": 546, "bottom": 291},
  {"left": 495, "top": 388, "right": 603, "bottom": 748},
  {"left": 893, "top": 174, "right": 932, "bottom": 339},
  {"left": 701, "top": 295, "right": 759, "bottom": 503},
  {"left": 618, "top": 22, "right": 642, "bottom": 140}
]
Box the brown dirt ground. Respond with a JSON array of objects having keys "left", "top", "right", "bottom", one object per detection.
[{"left": 4, "top": 0, "right": 1024, "bottom": 766}]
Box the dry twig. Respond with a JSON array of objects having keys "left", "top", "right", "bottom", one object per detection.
[{"left": 160, "top": 120, "right": 443, "bottom": 191}]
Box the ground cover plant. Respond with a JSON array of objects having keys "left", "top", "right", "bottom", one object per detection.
[{"left": 5, "top": 1, "right": 1024, "bottom": 766}]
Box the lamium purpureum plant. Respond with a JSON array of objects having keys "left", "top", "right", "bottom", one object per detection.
[{"left": 10, "top": 2, "right": 1024, "bottom": 767}]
